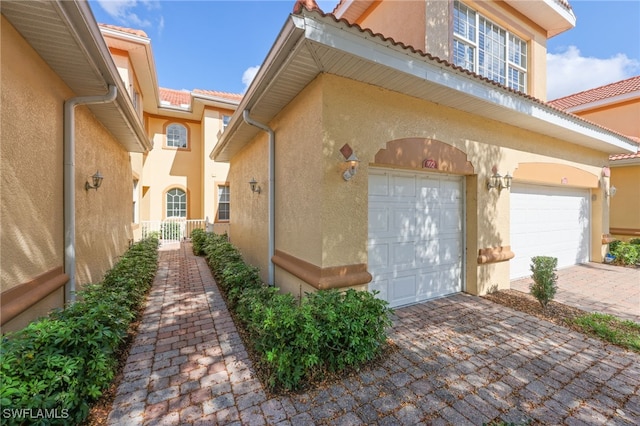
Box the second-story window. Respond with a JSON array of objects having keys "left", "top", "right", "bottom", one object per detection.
[
  {"left": 453, "top": 0, "right": 527, "bottom": 93},
  {"left": 166, "top": 123, "right": 188, "bottom": 148}
]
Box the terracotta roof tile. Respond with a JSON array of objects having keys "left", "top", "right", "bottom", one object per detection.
[
  {"left": 294, "top": 0, "right": 321, "bottom": 14},
  {"left": 610, "top": 137, "right": 640, "bottom": 161},
  {"left": 549, "top": 75, "right": 640, "bottom": 110},
  {"left": 192, "top": 89, "right": 243, "bottom": 102},
  {"left": 98, "top": 23, "right": 148, "bottom": 38},
  {"left": 159, "top": 88, "right": 191, "bottom": 108}
]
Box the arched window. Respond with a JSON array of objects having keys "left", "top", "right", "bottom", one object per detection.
[
  {"left": 166, "top": 123, "right": 187, "bottom": 148},
  {"left": 166, "top": 188, "right": 186, "bottom": 217}
]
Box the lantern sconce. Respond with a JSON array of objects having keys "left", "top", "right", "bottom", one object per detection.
[
  {"left": 85, "top": 171, "right": 104, "bottom": 191},
  {"left": 249, "top": 177, "right": 261, "bottom": 194},
  {"left": 343, "top": 153, "right": 360, "bottom": 181},
  {"left": 606, "top": 186, "right": 617, "bottom": 197},
  {"left": 487, "top": 171, "right": 512, "bottom": 191}
]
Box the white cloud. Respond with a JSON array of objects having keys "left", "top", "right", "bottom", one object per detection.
[
  {"left": 96, "top": 0, "right": 160, "bottom": 27},
  {"left": 547, "top": 46, "right": 640, "bottom": 100},
  {"left": 242, "top": 66, "right": 261, "bottom": 92}
]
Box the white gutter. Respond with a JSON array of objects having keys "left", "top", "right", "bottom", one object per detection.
[
  {"left": 64, "top": 85, "right": 118, "bottom": 304},
  {"left": 242, "top": 110, "right": 275, "bottom": 287}
]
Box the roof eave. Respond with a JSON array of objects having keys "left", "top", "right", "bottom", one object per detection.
[
  {"left": 2, "top": 0, "right": 151, "bottom": 153},
  {"left": 211, "top": 10, "right": 636, "bottom": 162}
]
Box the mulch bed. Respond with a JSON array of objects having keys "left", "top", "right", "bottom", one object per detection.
[{"left": 482, "top": 289, "right": 588, "bottom": 332}]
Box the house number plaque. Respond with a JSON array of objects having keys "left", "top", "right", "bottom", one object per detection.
[{"left": 422, "top": 159, "right": 438, "bottom": 169}]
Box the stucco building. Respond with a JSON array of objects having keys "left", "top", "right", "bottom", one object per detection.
[
  {"left": 1, "top": 2, "right": 239, "bottom": 331},
  {"left": 549, "top": 76, "right": 640, "bottom": 242},
  {"left": 212, "top": 0, "right": 638, "bottom": 308},
  {"left": 1, "top": 1, "right": 151, "bottom": 331}
]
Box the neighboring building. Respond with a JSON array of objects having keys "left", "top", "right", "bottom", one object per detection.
[
  {"left": 99, "top": 25, "right": 242, "bottom": 241},
  {"left": 212, "top": 0, "right": 637, "bottom": 308},
  {"left": 549, "top": 76, "right": 640, "bottom": 242},
  {"left": 1, "top": 1, "right": 151, "bottom": 332},
  {"left": 1, "top": 2, "right": 239, "bottom": 332}
]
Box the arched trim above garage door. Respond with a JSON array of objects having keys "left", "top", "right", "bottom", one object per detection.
[
  {"left": 513, "top": 163, "right": 599, "bottom": 188},
  {"left": 373, "top": 138, "right": 474, "bottom": 175}
]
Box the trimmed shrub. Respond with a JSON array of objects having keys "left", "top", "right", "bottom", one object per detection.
[
  {"left": 191, "top": 228, "right": 207, "bottom": 255},
  {"left": 0, "top": 238, "right": 159, "bottom": 425},
  {"left": 200, "top": 232, "right": 393, "bottom": 391},
  {"left": 630, "top": 238, "right": 640, "bottom": 246},
  {"left": 530, "top": 256, "right": 558, "bottom": 309},
  {"left": 610, "top": 242, "right": 639, "bottom": 266}
]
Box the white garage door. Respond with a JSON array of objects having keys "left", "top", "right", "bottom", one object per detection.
[
  {"left": 510, "top": 184, "right": 590, "bottom": 279},
  {"left": 368, "top": 168, "right": 464, "bottom": 308}
]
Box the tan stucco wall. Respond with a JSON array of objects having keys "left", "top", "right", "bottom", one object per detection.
[
  {"left": 578, "top": 102, "right": 640, "bottom": 140},
  {"left": 228, "top": 73, "right": 606, "bottom": 297},
  {"left": 1, "top": 16, "right": 66, "bottom": 299},
  {"left": 357, "top": 0, "right": 427, "bottom": 55},
  {"left": 143, "top": 117, "right": 203, "bottom": 219},
  {"left": 228, "top": 133, "right": 270, "bottom": 283},
  {"left": 202, "top": 108, "right": 231, "bottom": 225},
  {"left": 610, "top": 165, "right": 640, "bottom": 236},
  {"left": 2, "top": 16, "right": 136, "bottom": 331},
  {"left": 356, "top": 0, "right": 549, "bottom": 100}
]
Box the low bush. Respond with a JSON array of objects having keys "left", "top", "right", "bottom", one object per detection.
[
  {"left": 190, "top": 228, "right": 207, "bottom": 255},
  {"left": 529, "top": 256, "right": 558, "bottom": 309},
  {"left": 0, "top": 238, "right": 159, "bottom": 425},
  {"left": 609, "top": 241, "right": 639, "bottom": 266},
  {"left": 630, "top": 238, "right": 640, "bottom": 246},
  {"left": 199, "top": 232, "right": 393, "bottom": 391}
]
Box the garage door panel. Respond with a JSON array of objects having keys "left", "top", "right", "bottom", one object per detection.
[
  {"left": 369, "top": 173, "right": 390, "bottom": 196},
  {"left": 510, "top": 184, "right": 590, "bottom": 279},
  {"left": 392, "top": 242, "right": 416, "bottom": 267},
  {"left": 369, "top": 168, "right": 464, "bottom": 308},
  {"left": 368, "top": 242, "right": 389, "bottom": 269},
  {"left": 368, "top": 206, "right": 389, "bottom": 233},
  {"left": 393, "top": 175, "right": 416, "bottom": 197}
]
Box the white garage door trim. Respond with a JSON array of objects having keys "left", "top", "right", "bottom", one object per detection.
[
  {"left": 510, "top": 183, "right": 591, "bottom": 280},
  {"left": 368, "top": 168, "right": 465, "bottom": 308}
]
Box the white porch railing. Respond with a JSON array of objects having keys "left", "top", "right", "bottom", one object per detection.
[{"left": 140, "top": 219, "right": 229, "bottom": 242}]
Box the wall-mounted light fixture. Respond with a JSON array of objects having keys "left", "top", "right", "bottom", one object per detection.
[
  {"left": 249, "top": 177, "right": 261, "bottom": 194},
  {"left": 606, "top": 186, "right": 617, "bottom": 197},
  {"left": 487, "top": 171, "right": 512, "bottom": 191},
  {"left": 85, "top": 171, "right": 104, "bottom": 191},
  {"left": 343, "top": 153, "right": 360, "bottom": 181}
]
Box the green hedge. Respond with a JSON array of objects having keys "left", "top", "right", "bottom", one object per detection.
[
  {"left": 197, "top": 231, "right": 393, "bottom": 391},
  {"left": 0, "top": 238, "right": 159, "bottom": 425},
  {"left": 609, "top": 240, "right": 640, "bottom": 265}
]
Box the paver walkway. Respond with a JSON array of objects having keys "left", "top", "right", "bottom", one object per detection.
[
  {"left": 511, "top": 262, "right": 640, "bottom": 323},
  {"left": 108, "top": 243, "right": 640, "bottom": 425}
]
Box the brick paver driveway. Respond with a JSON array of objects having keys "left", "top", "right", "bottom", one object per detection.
[
  {"left": 512, "top": 262, "right": 640, "bottom": 323},
  {"left": 108, "top": 244, "right": 640, "bottom": 425}
]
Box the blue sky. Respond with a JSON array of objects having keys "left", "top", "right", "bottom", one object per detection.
[{"left": 90, "top": 1, "right": 640, "bottom": 100}]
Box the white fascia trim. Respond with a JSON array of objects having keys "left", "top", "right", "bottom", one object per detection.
[
  {"left": 192, "top": 93, "right": 240, "bottom": 109},
  {"left": 564, "top": 91, "right": 640, "bottom": 114},
  {"left": 303, "top": 14, "right": 637, "bottom": 154},
  {"left": 100, "top": 27, "right": 151, "bottom": 44},
  {"left": 610, "top": 157, "right": 640, "bottom": 167},
  {"left": 333, "top": 0, "right": 356, "bottom": 20}
]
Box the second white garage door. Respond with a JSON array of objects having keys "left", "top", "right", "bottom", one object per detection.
[
  {"left": 510, "top": 183, "right": 590, "bottom": 279},
  {"left": 368, "top": 168, "right": 464, "bottom": 308}
]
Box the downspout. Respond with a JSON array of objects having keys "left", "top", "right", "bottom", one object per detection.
[
  {"left": 242, "top": 110, "right": 275, "bottom": 286},
  {"left": 64, "top": 85, "right": 118, "bottom": 304}
]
